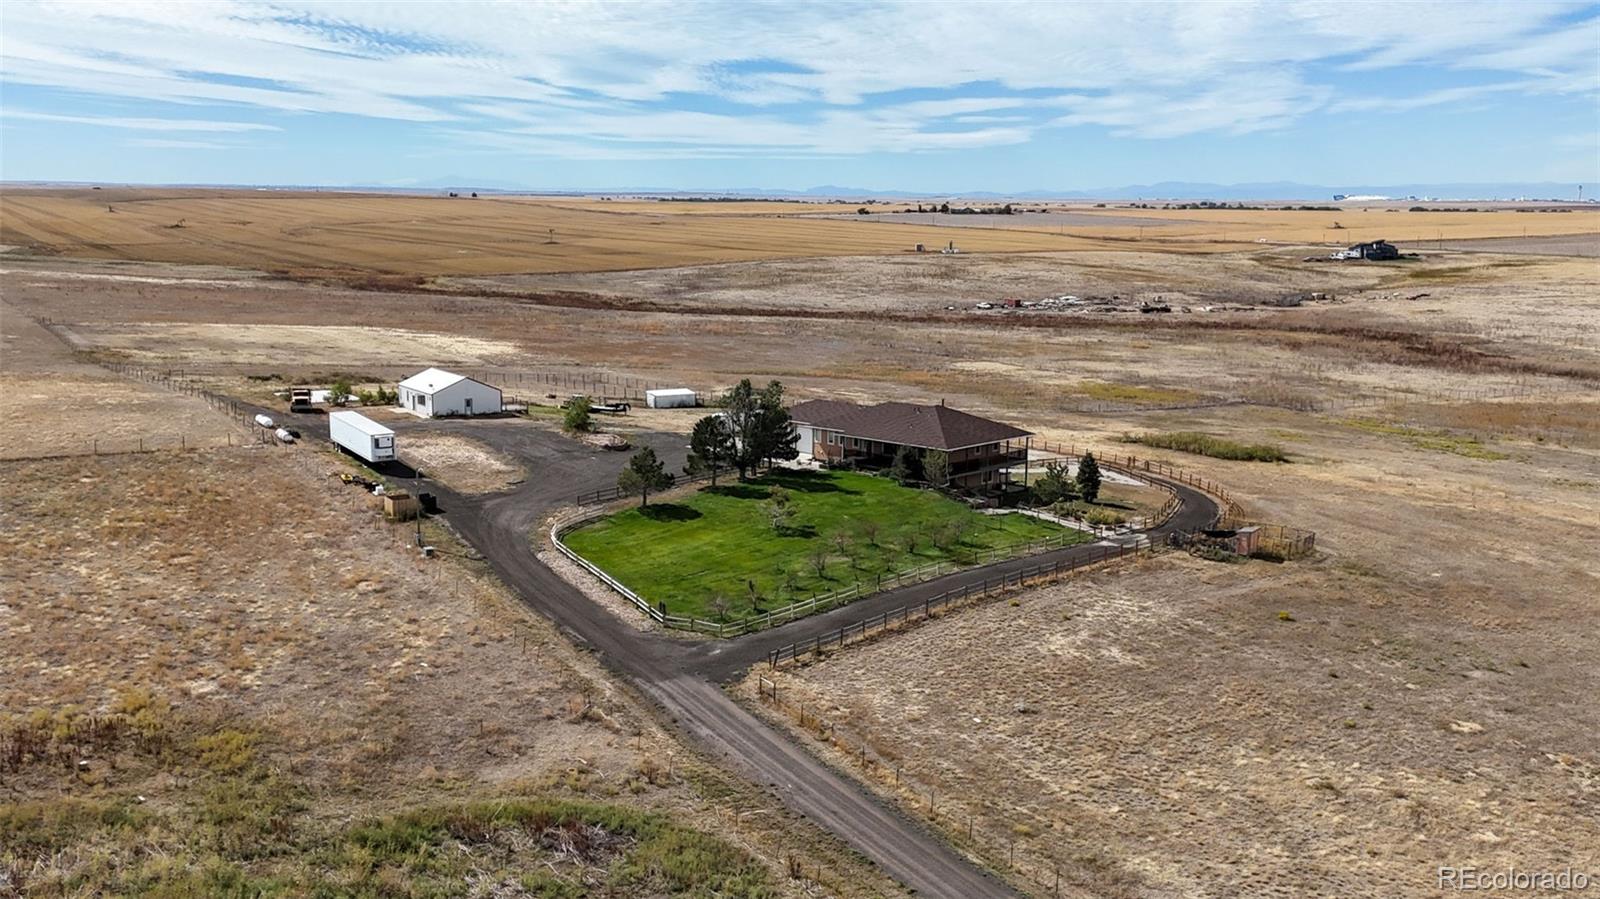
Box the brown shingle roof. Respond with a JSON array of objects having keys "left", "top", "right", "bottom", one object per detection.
[{"left": 789, "top": 399, "right": 1031, "bottom": 450}]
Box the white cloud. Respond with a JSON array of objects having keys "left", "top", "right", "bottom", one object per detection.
[
  {"left": 1, "top": 0, "right": 1595, "bottom": 158},
  {"left": 125, "top": 138, "right": 233, "bottom": 149},
  {"left": 7, "top": 111, "right": 280, "bottom": 131}
]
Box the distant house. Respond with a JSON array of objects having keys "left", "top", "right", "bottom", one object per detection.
[
  {"left": 1337, "top": 239, "right": 1400, "bottom": 260},
  {"left": 789, "top": 399, "right": 1032, "bottom": 489},
  {"left": 397, "top": 367, "right": 502, "bottom": 418}
]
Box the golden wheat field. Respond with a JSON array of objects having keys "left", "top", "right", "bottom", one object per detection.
[
  {"left": 6, "top": 189, "right": 1593, "bottom": 277},
  {"left": 0, "top": 189, "right": 1105, "bottom": 276}
]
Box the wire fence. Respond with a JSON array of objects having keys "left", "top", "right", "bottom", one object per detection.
[
  {"left": 2, "top": 344, "right": 291, "bottom": 461},
  {"left": 764, "top": 537, "right": 1173, "bottom": 668}
]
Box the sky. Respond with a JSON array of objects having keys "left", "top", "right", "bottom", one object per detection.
[{"left": 2, "top": 0, "right": 1598, "bottom": 192}]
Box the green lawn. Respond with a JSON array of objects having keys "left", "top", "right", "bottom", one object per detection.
[{"left": 563, "top": 469, "right": 1080, "bottom": 621}]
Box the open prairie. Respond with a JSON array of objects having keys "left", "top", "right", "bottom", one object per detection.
[
  {"left": 5, "top": 189, "right": 1596, "bottom": 278},
  {"left": 0, "top": 263, "right": 904, "bottom": 897},
  {"left": 3, "top": 190, "right": 1597, "bottom": 898}
]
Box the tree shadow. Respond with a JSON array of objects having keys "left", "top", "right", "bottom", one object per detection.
[
  {"left": 1094, "top": 499, "right": 1138, "bottom": 511},
  {"left": 639, "top": 503, "right": 701, "bottom": 522},
  {"left": 773, "top": 523, "right": 819, "bottom": 539},
  {"left": 705, "top": 483, "right": 772, "bottom": 500},
  {"left": 765, "top": 470, "right": 859, "bottom": 495}
]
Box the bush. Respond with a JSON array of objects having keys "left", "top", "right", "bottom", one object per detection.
[
  {"left": 1053, "top": 501, "right": 1124, "bottom": 527},
  {"left": 564, "top": 396, "right": 594, "bottom": 433},
  {"left": 355, "top": 385, "right": 397, "bottom": 406},
  {"left": 1124, "top": 431, "right": 1288, "bottom": 462}
]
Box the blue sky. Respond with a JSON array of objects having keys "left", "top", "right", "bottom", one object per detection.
[{"left": 2, "top": 1, "right": 1597, "bottom": 191}]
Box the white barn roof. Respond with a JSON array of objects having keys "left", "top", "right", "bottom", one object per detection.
[{"left": 398, "top": 367, "right": 471, "bottom": 394}]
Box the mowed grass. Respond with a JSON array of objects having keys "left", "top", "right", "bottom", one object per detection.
[{"left": 563, "top": 469, "right": 1075, "bottom": 620}]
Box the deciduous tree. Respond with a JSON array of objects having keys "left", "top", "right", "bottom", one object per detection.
[
  {"left": 1032, "top": 460, "right": 1076, "bottom": 505},
  {"left": 763, "top": 486, "right": 795, "bottom": 533}
]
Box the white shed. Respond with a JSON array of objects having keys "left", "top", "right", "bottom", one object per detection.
[
  {"left": 645, "top": 387, "right": 697, "bottom": 409},
  {"left": 397, "top": 367, "right": 502, "bottom": 418}
]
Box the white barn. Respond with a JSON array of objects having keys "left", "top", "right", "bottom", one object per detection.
[
  {"left": 397, "top": 368, "right": 502, "bottom": 418},
  {"left": 645, "top": 387, "right": 697, "bottom": 409}
]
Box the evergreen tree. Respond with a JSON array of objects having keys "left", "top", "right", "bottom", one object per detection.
[
  {"left": 1076, "top": 452, "right": 1102, "bottom": 504},
  {"left": 888, "top": 444, "right": 924, "bottom": 484},
  {"left": 923, "top": 449, "right": 951, "bottom": 488},
  {"left": 686, "top": 414, "right": 735, "bottom": 485},
  {"left": 721, "top": 378, "right": 799, "bottom": 478},
  {"left": 617, "top": 447, "right": 674, "bottom": 506},
  {"left": 756, "top": 381, "right": 800, "bottom": 469}
]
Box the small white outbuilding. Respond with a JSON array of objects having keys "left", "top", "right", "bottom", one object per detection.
[
  {"left": 645, "top": 387, "right": 697, "bottom": 409},
  {"left": 397, "top": 367, "right": 502, "bottom": 418}
]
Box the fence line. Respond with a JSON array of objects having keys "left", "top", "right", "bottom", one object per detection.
[
  {"left": 1216, "top": 517, "right": 1318, "bottom": 559},
  {"left": 765, "top": 537, "right": 1175, "bottom": 667},
  {"left": 14, "top": 321, "right": 287, "bottom": 461},
  {"left": 572, "top": 466, "right": 732, "bottom": 507},
  {"left": 557, "top": 446, "right": 1211, "bottom": 638},
  {"left": 1029, "top": 441, "right": 1243, "bottom": 520}
]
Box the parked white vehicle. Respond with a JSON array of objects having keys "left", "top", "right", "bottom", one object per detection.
[{"left": 328, "top": 411, "right": 396, "bottom": 463}]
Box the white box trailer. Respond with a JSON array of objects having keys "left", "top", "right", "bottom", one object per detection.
[
  {"left": 645, "top": 387, "right": 697, "bottom": 409},
  {"left": 328, "top": 410, "right": 396, "bottom": 463}
]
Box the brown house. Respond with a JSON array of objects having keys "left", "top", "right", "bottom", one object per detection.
[{"left": 789, "top": 399, "right": 1032, "bottom": 489}]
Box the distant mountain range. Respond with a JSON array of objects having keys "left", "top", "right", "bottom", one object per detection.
[
  {"left": 402, "top": 179, "right": 1594, "bottom": 202},
  {"left": 664, "top": 181, "right": 1592, "bottom": 202},
  {"left": 7, "top": 178, "right": 1590, "bottom": 202}
]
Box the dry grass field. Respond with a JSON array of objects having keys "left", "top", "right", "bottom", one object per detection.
[
  {"left": 0, "top": 299, "right": 243, "bottom": 459},
  {"left": 0, "top": 307, "right": 901, "bottom": 895},
  {"left": 400, "top": 431, "right": 525, "bottom": 494},
  {"left": 6, "top": 189, "right": 1594, "bottom": 278},
  {"left": 0, "top": 444, "right": 898, "bottom": 897},
  {"left": 752, "top": 394, "right": 1600, "bottom": 896},
  {"left": 0, "top": 189, "right": 1122, "bottom": 276}
]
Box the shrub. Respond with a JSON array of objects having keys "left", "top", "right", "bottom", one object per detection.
[
  {"left": 1124, "top": 431, "right": 1288, "bottom": 462},
  {"left": 355, "top": 385, "right": 397, "bottom": 406},
  {"left": 564, "top": 396, "right": 594, "bottom": 433},
  {"left": 1053, "top": 501, "right": 1125, "bottom": 527}
]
